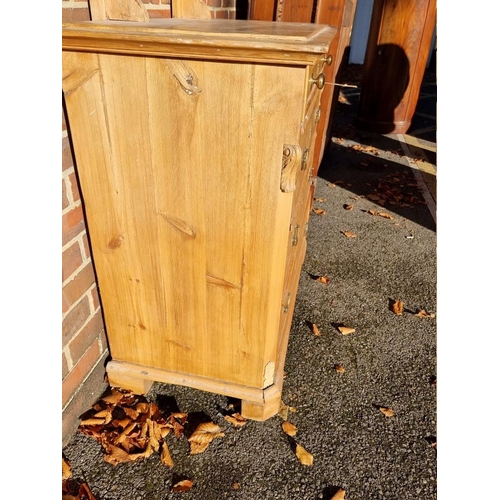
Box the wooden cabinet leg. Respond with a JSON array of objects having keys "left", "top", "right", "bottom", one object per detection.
[
  {"left": 107, "top": 361, "right": 154, "bottom": 395},
  {"left": 241, "top": 390, "right": 282, "bottom": 421}
]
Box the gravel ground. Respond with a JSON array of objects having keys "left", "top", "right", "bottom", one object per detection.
[{"left": 63, "top": 66, "right": 437, "bottom": 500}]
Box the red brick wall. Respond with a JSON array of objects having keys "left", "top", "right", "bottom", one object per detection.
[
  {"left": 62, "top": 0, "right": 108, "bottom": 443},
  {"left": 62, "top": 0, "right": 236, "bottom": 446}
]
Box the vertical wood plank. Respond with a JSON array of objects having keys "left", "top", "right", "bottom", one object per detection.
[
  {"left": 88, "top": 0, "right": 150, "bottom": 21},
  {"left": 277, "top": 0, "right": 315, "bottom": 22},
  {"left": 171, "top": 0, "right": 211, "bottom": 19},
  {"left": 248, "top": 0, "right": 276, "bottom": 20},
  {"left": 239, "top": 63, "right": 304, "bottom": 388},
  {"left": 88, "top": 0, "right": 107, "bottom": 20}
]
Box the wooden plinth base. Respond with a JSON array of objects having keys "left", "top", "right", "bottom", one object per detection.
[
  {"left": 106, "top": 360, "right": 282, "bottom": 421},
  {"left": 355, "top": 117, "right": 411, "bottom": 135}
]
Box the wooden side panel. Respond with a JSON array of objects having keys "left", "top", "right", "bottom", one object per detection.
[
  {"left": 248, "top": 0, "right": 276, "bottom": 20},
  {"left": 171, "top": 0, "right": 211, "bottom": 19},
  {"left": 239, "top": 64, "right": 304, "bottom": 388},
  {"left": 64, "top": 51, "right": 306, "bottom": 390},
  {"left": 278, "top": 0, "right": 315, "bottom": 22},
  {"left": 88, "top": 0, "right": 150, "bottom": 21},
  {"left": 357, "top": 0, "right": 436, "bottom": 133},
  {"left": 312, "top": 0, "right": 357, "bottom": 172}
]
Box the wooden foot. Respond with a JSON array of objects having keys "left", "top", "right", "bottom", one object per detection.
[
  {"left": 107, "top": 361, "right": 154, "bottom": 395},
  {"left": 241, "top": 389, "right": 282, "bottom": 421}
]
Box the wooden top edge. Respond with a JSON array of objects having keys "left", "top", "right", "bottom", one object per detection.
[{"left": 62, "top": 19, "right": 337, "bottom": 54}]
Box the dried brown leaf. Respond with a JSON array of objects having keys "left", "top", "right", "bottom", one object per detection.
[
  {"left": 341, "top": 231, "right": 356, "bottom": 238},
  {"left": 62, "top": 458, "right": 72, "bottom": 480},
  {"left": 224, "top": 413, "right": 247, "bottom": 427},
  {"left": 160, "top": 442, "right": 174, "bottom": 468},
  {"left": 392, "top": 300, "right": 404, "bottom": 316},
  {"left": 344, "top": 204, "right": 354, "bottom": 210},
  {"left": 93, "top": 409, "right": 112, "bottom": 419},
  {"left": 158, "top": 423, "right": 173, "bottom": 439},
  {"left": 314, "top": 197, "right": 326, "bottom": 202},
  {"left": 115, "top": 422, "right": 137, "bottom": 444},
  {"left": 316, "top": 276, "right": 330, "bottom": 285},
  {"left": 331, "top": 489, "right": 346, "bottom": 500},
  {"left": 136, "top": 402, "right": 149, "bottom": 414},
  {"left": 278, "top": 402, "right": 290, "bottom": 420},
  {"left": 378, "top": 212, "right": 393, "bottom": 220},
  {"left": 188, "top": 422, "right": 225, "bottom": 455},
  {"left": 233, "top": 482, "right": 241, "bottom": 490},
  {"left": 338, "top": 326, "right": 355, "bottom": 335},
  {"left": 282, "top": 421, "right": 297, "bottom": 437},
  {"left": 78, "top": 482, "right": 98, "bottom": 500},
  {"left": 170, "top": 419, "right": 185, "bottom": 439},
  {"left": 311, "top": 323, "right": 321, "bottom": 336},
  {"left": 80, "top": 418, "right": 106, "bottom": 426},
  {"left": 101, "top": 389, "right": 124, "bottom": 405},
  {"left": 379, "top": 407, "right": 395, "bottom": 417},
  {"left": 129, "top": 441, "right": 154, "bottom": 461},
  {"left": 123, "top": 407, "right": 140, "bottom": 420},
  {"left": 414, "top": 309, "right": 435, "bottom": 318},
  {"left": 171, "top": 412, "right": 189, "bottom": 424},
  {"left": 102, "top": 444, "right": 132, "bottom": 466},
  {"left": 295, "top": 444, "right": 314, "bottom": 466},
  {"left": 172, "top": 479, "right": 194, "bottom": 492},
  {"left": 334, "top": 364, "right": 345, "bottom": 373},
  {"left": 312, "top": 208, "right": 326, "bottom": 215},
  {"left": 148, "top": 419, "right": 161, "bottom": 452},
  {"left": 367, "top": 209, "right": 378, "bottom": 216}
]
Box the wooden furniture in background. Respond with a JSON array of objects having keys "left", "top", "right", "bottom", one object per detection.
[
  {"left": 62, "top": 19, "right": 336, "bottom": 420},
  {"left": 248, "top": 0, "right": 357, "bottom": 175},
  {"left": 356, "top": 0, "right": 437, "bottom": 134},
  {"left": 88, "top": 0, "right": 150, "bottom": 21}
]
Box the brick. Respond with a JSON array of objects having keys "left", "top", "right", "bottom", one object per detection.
[
  {"left": 62, "top": 204, "right": 85, "bottom": 247},
  {"left": 62, "top": 350, "right": 109, "bottom": 446},
  {"left": 82, "top": 233, "right": 91, "bottom": 260},
  {"left": 228, "top": 9, "right": 236, "bottom": 18},
  {"left": 146, "top": 8, "right": 171, "bottom": 18},
  {"left": 62, "top": 241, "right": 83, "bottom": 283},
  {"left": 206, "top": 0, "right": 221, "bottom": 6},
  {"left": 62, "top": 136, "right": 74, "bottom": 172},
  {"left": 68, "top": 171, "right": 81, "bottom": 203},
  {"left": 62, "top": 179, "right": 70, "bottom": 211},
  {"left": 213, "top": 9, "right": 229, "bottom": 18},
  {"left": 68, "top": 312, "right": 105, "bottom": 364},
  {"left": 143, "top": 0, "right": 160, "bottom": 4},
  {"left": 222, "top": 0, "right": 235, "bottom": 7},
  {"left": 62, "top": 338, "right": 101, "bottom": 408},
  {"left": 62, "top": 352, "right": 69, "bottom": 380},
  {"left": 90, "top": 286, "right": 101, "bottom": 311},
  {"left": 62, "top": 7, "right": 90, "bottom": 23},
  {"left": 62, "top": 263, "right": 96, "bottom": 314},
  {"left": 62, "top": 295, "right": 90, "bottom": 345}
]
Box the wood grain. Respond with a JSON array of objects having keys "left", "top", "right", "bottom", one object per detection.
[{"left": 63, "top": 20, "right": 334, "bottom": 418}]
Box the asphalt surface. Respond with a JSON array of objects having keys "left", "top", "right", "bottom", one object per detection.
[{"left": 63, "top": 65, "right": 437, "bottom": 500}]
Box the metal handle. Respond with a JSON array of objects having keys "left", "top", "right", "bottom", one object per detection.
[
  {"left": 322, "top": 54, "right": 333, "bottom": 66},
  {"left": 300, "top": 148, "right": 309, "bottom": 170},
  {"left": 310, "top": 73, "right": 325, "bottom": 90}
]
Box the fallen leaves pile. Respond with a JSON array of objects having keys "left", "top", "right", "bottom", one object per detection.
[
  {"left": 69, "top": 387, "right": 248, "bottom": 495},
  {"left": 78, "top": 388, "right": 186, "bottom": 467},
  {"left": 78, "top": 388, "right": 238, "bottom": 470}
]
